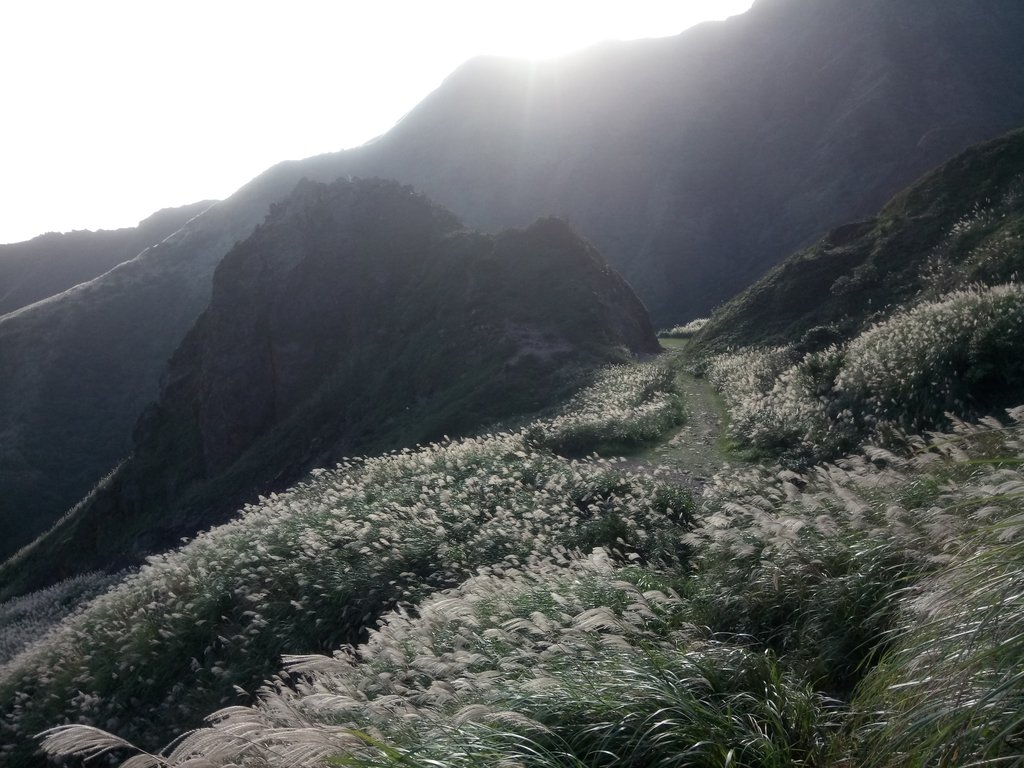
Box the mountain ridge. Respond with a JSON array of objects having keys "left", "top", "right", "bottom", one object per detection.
[
  {"left": 0, "top": 201, "right": 215, "bottom": 318},
  {"left": 322, "top": 0, "right": 1024, "bottom": 323}
]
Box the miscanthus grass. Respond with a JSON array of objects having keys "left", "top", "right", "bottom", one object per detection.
[
  {"left": 659, "top": 318, "right": 710, "bottom": 339},
  {"left": 691, "top": 410, "right": 1024, "bottom": 764},
  {"left": 42, "top": 552, "right": 838, "bottom": 768},
  {"left": 526, "top": 360, "right": 684, "bottom": 455},
  {"left": 706, "top": 283, "right": 1024, "bottom": 463},
  {"left": 40, "top": 406, "right": 1024, "bottom": 768},
  {"left": 843, "top": 413, "right": 1024, "bottom": 766},
  {"left": 849, "top": 531, "right": 1024, "bottom": 767},
  {"left": 0, "top": 572, "right": 120, "bottom": 664},
  {"left": 922, "top": 183, "right": 1024, "bottom": 294},
  {"left": 0, "top": 360, "right": 690, "bottom": 765},
  {"left": 17, "top": 335, "right": 1024, "bottom": 768}
]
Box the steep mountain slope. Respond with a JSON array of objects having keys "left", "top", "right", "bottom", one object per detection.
[
  {"left": 694, "top": 127, "right": 1024, "bottom": 354},
  {"left": 0, "top": 205, "right": 251, "bottom": 560},
  {"left": 320, "top": 0, "right": 1024, "bottom": 324},
  {"left": 0, "top": 173, "right": 343, "bottom": 560},
  {"left": 0, "top": 178, "right": 657, "bottom": 598},
  {"left": 4, "top": 0, "right": 1024, "bottom": 564},
  {"left": 0, "top": 201, "right": 214, "bottom": 317}
]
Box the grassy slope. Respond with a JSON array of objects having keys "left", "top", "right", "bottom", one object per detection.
[
  {"left": 688, "top": 129, "right": 1024, "bottom": 468},
  {"left": 694, "top": 127, "right": 1024, "bottom": 355},
  {"left": 24, "top": 352, "right": 1024, "bottom": 768},
  {"left": 11, "top": 127, "right": 1024, "bottom": 768},
  {"left": 0, "top": 359, "right": 687, "bottom": 766}
]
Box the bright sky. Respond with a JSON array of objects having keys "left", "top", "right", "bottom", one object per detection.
[{"left": 0, "top": 0, "right": 754, "bottom": 245}]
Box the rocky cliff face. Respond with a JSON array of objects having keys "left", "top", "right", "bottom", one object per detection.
[{"left": 0, "top": 178, "right": 657, "bottom": 596}]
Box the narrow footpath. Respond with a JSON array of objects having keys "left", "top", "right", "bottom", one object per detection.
[{"left": 616, "top": 349, "right": 741, "bottom": 492}]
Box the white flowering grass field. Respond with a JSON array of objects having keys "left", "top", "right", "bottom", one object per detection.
[
  {"left": 705, "top": 283, "right": 1024, "bottom": 464},
  {"left": 36, "top": 403, "right": 1024, "bottom": 767},
  {"left": 9, "top": 343, "right": 1024, "bottom": 767},
  {"left": 0, "top": 572, "right": 120, "bottom": 665},
  {"left": 525, "top": 362, "right": 685, "bottom": 456},
  {"left": 659, "top": 318, "right": 711, "bottom": 339},
  {"left": 0, "top": 360, "right": 691, "bottom": 766}
]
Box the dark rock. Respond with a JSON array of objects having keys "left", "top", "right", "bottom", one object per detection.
[{"left": 0, "top": 179, "right": 656, "bottom": 597}]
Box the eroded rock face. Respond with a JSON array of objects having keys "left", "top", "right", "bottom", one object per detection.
[
  {"left": 2, "top": 178, "right": 657, "bottom": 596},
  {"left": 148, "top": 180, "right": 655, "bottom": 481}
]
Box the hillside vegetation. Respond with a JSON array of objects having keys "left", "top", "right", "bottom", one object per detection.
[
  {"left": 0, "top": 360, "right": 687, "bottom": 766},
  {"left": 8, "top": 187, "right": 1024, "bottom": 764},
  {"left": 21, "top": 363, "right": 1024, "bottom": 768},
  {"left": 5, "top": 309, "right": 1024, "bottom": 765},
  {"left": 696, "top": 128, "right": 1024, "bottom": 355},
  {"left": 692, "top": 128, "right": 1024, "bottom": 467}
]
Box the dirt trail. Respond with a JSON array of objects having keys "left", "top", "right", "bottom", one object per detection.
[{"left": 616, "top": 354, "right": 739, "bottom": 492}]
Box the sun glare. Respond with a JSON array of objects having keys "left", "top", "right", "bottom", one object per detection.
[
  {"left": 0, "top": 0, "right": 754, "bottom": 244},
  {"left": 462, "top": 1, "right": 755, "bottom": 60}
]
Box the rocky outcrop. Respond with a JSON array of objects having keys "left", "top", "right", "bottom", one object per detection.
[{"left": 0, "top": 178, "right": 656, "bottom": 597}]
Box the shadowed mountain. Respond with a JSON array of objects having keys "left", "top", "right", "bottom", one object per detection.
[
  {"left": 3, "top": 0, "right": 1024, "bottom": 562},
  {"left": 0, "top": 199, "right": 264, "bottom": 559},
  {"left": 0, "top": 161, "right": 374, "bottom": 561},
  {"left": 693, "top": 127, "right": 1024, "bottom": 355},
  {"left": 321, "top": 0, "right": 1024, "bottom": 325},
  {"left": 0, "top": 202, "right": 214, "bottom": 317},
  {"left": 0, "top": 178, "right": 657, "bottom": 598}
]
